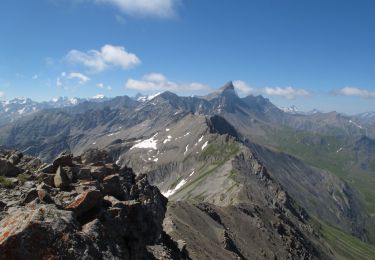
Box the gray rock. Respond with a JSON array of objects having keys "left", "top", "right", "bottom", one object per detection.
[
  {"left": 38, "top": 163, "right": 56, "bottom": 174},
  {"left": 101, "top": 174, "right": 124, "bottom": 200},
  {"left": 90, "top": 166, "right": 109, "bottom": 181},
  {"left": 0, "top": 159, "right": 22, "bottom": 177},
  {"left": 22, "top": 188, "right": 38, "bottom": 204},
  {"left": 77, "top": 167, "right": 91, "bottom": 180},
  {"left": 81, "top": 149, "right": 113, "bottom": 164},
  {"left": 8, "top": 151, "right": 22, "bottom": 165},
  {"left": 54, "top": 166, "right": 70, "bottom": 189},
  {"left": 53, "top": 152, "right": 73, "bottom": 168},
  {"left": 64, "top": 190, "right": 102, "bottom": 217}
]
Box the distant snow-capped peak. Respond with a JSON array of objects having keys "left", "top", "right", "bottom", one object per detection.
[
  {"left": 136, "top": 92, "right": 161, "bottom": 102},
  {"left": 280, "top": 105, "right": 300, "bottom": 114}
]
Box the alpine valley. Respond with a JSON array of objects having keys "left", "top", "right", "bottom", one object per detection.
[{"left": 1, "top": 82, "right": 375, "bottom": 259}]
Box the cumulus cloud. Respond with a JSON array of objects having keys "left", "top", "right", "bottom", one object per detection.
[
  {"left": 333, "top": 87, "right": 375, "bottom": 98},
  {"left": 263, "top": 86, "right": 310, "bottom": 99},
  {"left": 56, "top": 72, "right": 90, "bottom": 89},
  {"left": 233, "top": 80, "right": 310, "bottom": 99},
  {"left": 126, "top": 73, "right": 211, "bottom": 93},
  {"left": 232, "top": 80, "right": 256, "bottom": 95},
  {"left": 66, "top": 44, "right": 140, "bottom": 72},
  {"left": 0, "top": 91, "right": 5, "bottom": 99},
  {"left": 143, "top": 73, "right": 167, "bottom": 82},
  {"left": 66, "top": 72, "right": 91, "bottom": 84},
  {"left": 94, "top": 0, "right": 179, "bottom": 18}
]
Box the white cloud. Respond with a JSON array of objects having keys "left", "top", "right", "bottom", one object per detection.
[
  {"left": 66, "top": 44, "right": 140, "bottom": 72},
  {"left": 94, "top": 0, "right": 179, "bottom": 18},
  {"left": 56, "top": 71, "right": 90, "bottom": 89},
  {"left": 97, "top": 82, "right": 112, "bottom": 91},
  {"left": 233, "top": 80, "right": 310, "bottom": 99},
  {"left": 126, "top": 73, "right": 211, "bottom": 93},
  {"left": 334, "top": 87, "right": 375, "bottom": 98},
  {"left": 232, "top": 80, "right": 256, "bottom": 95},
  {"left": 263, "top": 86, "right": 310, "bottom": 99},
  {"left": 143, "top": 73, "right": 167, "bottom": 82},
  {"left": 0, "top": 91, "right": 5, "bottom": 99},
  {"left": 66, "top": 72, "right": 90, "bottom": 84}
]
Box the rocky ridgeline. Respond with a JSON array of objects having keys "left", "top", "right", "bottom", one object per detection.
[{"left": 0, "top": 149, "right": 187, "bottom": 259}]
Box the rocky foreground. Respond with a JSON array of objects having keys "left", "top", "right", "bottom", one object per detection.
[{"left": 0, "top": 149, "right": 188, "bottom": 259}]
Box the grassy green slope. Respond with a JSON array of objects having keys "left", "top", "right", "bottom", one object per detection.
[
  {"left": 257, "top": 127, "right": 375, "bottom": 215},
  {"left": 318, "top": 220, "right": 375, "bottom": 259},
  {"left": 253, "top": 127, "right": 375, "bottom": 244},
  {"left": 169, "top": 135, "right": 241, "bottom": 201}
]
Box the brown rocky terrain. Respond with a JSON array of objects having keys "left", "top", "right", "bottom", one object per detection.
[{"left": 0, "top": 149, "right": 187, "bottom": 259}]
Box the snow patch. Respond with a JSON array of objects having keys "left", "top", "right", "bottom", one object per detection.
[
  {"left": 162, "top": 179, "right": 187, "bottom": 198},
  {"left": 189, "top": 170, "right": 195, "bottom": 177},
  {"left": 195, "top": 135, "right": 204, "bottom": 146},
  {"left": 107, "top": 131, "right": 120, "bottom": 137},
  {"left": 184, "top": 144, "right": 189, "bottom": 155},
  {"left": 201, "top": 141, "right": 208, "bottom": 150},
  {"left": 18, "top": 108, "right": 26, "bottom": 115},
  {"left": 147, "top": 92, "right": 161, "bottom": 101},
  {"left": 115, "top": 157, "right": 121, "bottom": 165},
  {"left": 165, "top": 128, "right": 170, "bottom": 132},
  {"left": 336, "top": 147, "right": 343, "bottom": 153},
  {"left": 349, "top": 120, "right": 363, "bottom": 129},
  {"left": 130, "top": 133, "right": 158, "bottom": 150},
  {"left": 92, "top": 94, "right": 105, "bottom": 99},
  {"left": 163, "top": 135, "right": 172, "bottom": 144}
]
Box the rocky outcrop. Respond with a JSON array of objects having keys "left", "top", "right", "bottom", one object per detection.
[
  {"left": 163, "top": 147, "right": 334, "bottom": 260},
  {"left": 0, "top": 150, "right": 187, "bottom": 259}
]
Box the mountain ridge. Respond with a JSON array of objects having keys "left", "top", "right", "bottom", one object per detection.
[{"left": 0, "top": 82, "right": 374, "bottom": 258}]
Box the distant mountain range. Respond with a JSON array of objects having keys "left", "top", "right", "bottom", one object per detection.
[
  {"left": 356, "top": 111, "right": 375, "bottom": 122},
  {"left": 280, "top": 105, "right": 322, "bottom": 115},
  {"left": 0, "top": 96, "right": 111, "bottom": 126},
  {"left": 0, "top": 82, "right": 375, "bottom": 258},
  {"left": 281, "top": 105, "right": 375, "bottom": 124}
]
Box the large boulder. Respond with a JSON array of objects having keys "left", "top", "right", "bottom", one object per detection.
[
  {"left": 52, "top": 152, "right": 73, "bottom": 168},
  {"left": 65, "top": 190, "right": 102, "bottom": 217},
  {"left": 101, "top": 174, "right": 124, "bottom": 200},
  {"left": 54, "top": 166, "right": 70, "bottom": 189},
  {"left": 8, "top": 151, "right": 23, "bottom": 165},
  {"left": 81, "top": 149, "right": 113, "bottom": 164},
  {"left": 0, "top": 159, "right": 22, "bottom": 177}
]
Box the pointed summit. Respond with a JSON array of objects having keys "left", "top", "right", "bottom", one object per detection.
[
  {"left": 219, "top": 81, "right": 235, "bottom": 92},
  {"left": 204, "top": 81, "right": 238, "bottom": 100}
]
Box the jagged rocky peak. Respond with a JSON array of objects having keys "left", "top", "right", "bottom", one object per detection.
[
  {"left": 215, "top": 81, "right": 239, "bottom": 98},
  {"left": 219, "top": 81, "right": 236, "bottom": 92},
  {"left": 0, "top": 149, "right": 187, "bottom": 259},
  {"left": 203, "top": 81, "right": 239, "bottom": 101},
  {"left": 158, "top": 91, "right": 179, "bottom": 100}
]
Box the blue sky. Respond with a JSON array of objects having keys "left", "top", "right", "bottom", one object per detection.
[{"left": 0, "top": 0, "right": 375, "bottom": 114}]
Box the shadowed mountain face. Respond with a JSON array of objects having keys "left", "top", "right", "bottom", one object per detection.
[{"left": 0, "top": 82, "right": 374, "bottom": 258}]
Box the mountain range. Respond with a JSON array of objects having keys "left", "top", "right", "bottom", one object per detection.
[{"left": 1, "top": 82, "right": 375, "bottom": 259}]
